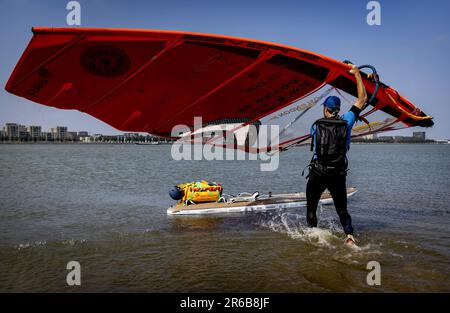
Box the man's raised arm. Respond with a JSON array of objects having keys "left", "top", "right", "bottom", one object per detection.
[{"left": 349, "top": 65, "right": 368, "bottom": 110}]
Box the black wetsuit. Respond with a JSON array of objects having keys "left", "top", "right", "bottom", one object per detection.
[
  {"left": 306, "top": 106, "right": 361, "bottom": 235},
  {"left": 306, "top": 170, "right": 353, "bottom": 234}
]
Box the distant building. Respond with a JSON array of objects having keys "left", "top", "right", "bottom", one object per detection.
[
  {"left": 393, "top": 136, "right": 412, "bottom": 142},
  {"left": 124, "top": 132, "right": 139, "bottom": 139},
  {"left": 4, "top": 123, "right": 20, "bottom": 140},
  {"left": 41, "top": 132, "right": 53, "bottom": 141},
  {"left": 65, "top": 131, "right": 78, "bottom": 141},
  {"left": 51, "top": 126, "right": 68, "bottom": 141},
  {"left": 79, "top": 136, "right": 91, "bottom": 143},
  {"left": 0, "top": 123, "right": 175, "bottom": 144},
  {"left": 18, "top": 125, "right": 29, "bottom": 140},
  {"left": 27, "top": 126, "right": 42, "bottom": 139},
  {"left": 362, "top": 133, "right": 377, "bottom": 140},
  {"left": 3, "top": 124, "right": 29, "bottom": 141},
  {"left": 413, "top": 132, "right": 426, "bottom": 140}
]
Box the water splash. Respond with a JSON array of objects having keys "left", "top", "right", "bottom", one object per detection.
[
  {"left": 15, "top": 241, "right": 47, "bottom": 250},
  {"left": 257, "top": 208, "right": 342, "bottom": 248},
  {"left": 61, "top": 238, "right": 86, "bottom": 246},
  {"left": 14, "top": 238, "right": 87, "bottom": 250},
  {"left": 257, "top": 208, "right": 386, "bottom": 263}
]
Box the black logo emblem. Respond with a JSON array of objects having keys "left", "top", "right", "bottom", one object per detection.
[{"left": 81, "top": 45, "right": 130, "bottom": 77}]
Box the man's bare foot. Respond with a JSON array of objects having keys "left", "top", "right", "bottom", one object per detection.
[{"left": 344, "top": 234, "right": 356, "bottom": 246}]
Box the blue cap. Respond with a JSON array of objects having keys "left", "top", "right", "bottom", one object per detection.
[
  {"left": 323, "top": 96, "right": 341, "bottom": 112},
  {"left": 169, "top": 186, "right": 183, "bottom": 200}
]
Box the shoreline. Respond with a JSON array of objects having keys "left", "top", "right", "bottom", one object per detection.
[
  {"left": 350, "top": 141, "right": 448, "bottom": 145},
  {"left": 0, "top": 141, "right": 448, "bottom": 145},
  {"left": 0, "top": 142, "right": 173, "bottom": 145}
]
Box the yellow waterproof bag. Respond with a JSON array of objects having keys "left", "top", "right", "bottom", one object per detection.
[{"left": 178, "top": 180, "right": 222, "bottom": 204}]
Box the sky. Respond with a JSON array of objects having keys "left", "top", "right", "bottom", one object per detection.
[{"left": 0, "top": 0, "right": 449, "bottom": 139}]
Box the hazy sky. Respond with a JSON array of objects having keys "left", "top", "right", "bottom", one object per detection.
[{"left": 0, "top": 0, "right": 448, "bottom": 138}]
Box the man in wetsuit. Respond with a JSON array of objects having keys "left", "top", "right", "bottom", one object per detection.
[{"left": 306, "top": 64, "right": 367, "bottom": 245}]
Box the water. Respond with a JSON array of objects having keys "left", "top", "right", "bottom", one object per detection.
[{"left": 0, "top": 144, "right": 449, "bottom": 292}]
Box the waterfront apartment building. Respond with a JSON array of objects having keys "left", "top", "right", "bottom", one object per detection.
[
  {"left": 362, "top": 133, "right": 378, "bottom": 140},
  {"left": 413, "top": 132, "right": 426, "bottom": 140},
  {"left": 4, "top": 123, "right": 20, "bottom": 139},
  {"left": 65, "top": 131, "right": 78, "bottom": 141},
  {"left": 2, "top": 123, "right": 31, "bottom": 140},
  {"left": 27, "top": 126, "right": 42, "bottom": 139},
  {"left": 124, "top": 133, "right": 139, "bottom": 139},
  {"left": 18, "top": 125, "right": 28, "bottom": 140},
  {"left": 41, "top": 132, "right": 53, "bottom": 141},
  {"left": 51, "top": 126, "right": 68, "bottom": 141},
  {"left": 1, "top": 122, "right": 172, "bottom": 143}
]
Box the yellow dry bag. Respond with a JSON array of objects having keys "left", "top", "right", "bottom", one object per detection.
[{"left": 177, "top": 180, "right": 222, "bottom": 204}]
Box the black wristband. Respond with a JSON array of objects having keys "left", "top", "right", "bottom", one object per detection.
[{"left": 350, "top": 105, "right": 361, "bottom": 118}]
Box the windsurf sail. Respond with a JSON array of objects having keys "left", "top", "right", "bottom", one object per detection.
[{"left": 5, "top": 27, "right": 433, "bottom": 152}]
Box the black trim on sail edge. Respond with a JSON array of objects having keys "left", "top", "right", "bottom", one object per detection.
[
  {"left": 266, "top": 54, "right": 329, "bottom": 82},
  {"left": 330, "top": 75, "right": 378, "bottom": 107},
  {"left": 185, "top": 41, "right": 261, "bottom": 59}
]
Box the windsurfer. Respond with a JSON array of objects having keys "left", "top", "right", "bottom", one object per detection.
[{"left": 306, "top": 65, "right": 367, "bottom": 246}]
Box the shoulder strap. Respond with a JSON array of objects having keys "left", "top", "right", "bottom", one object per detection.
[{"left": 310, "top": 121, "right": 318, "bottom": 152}]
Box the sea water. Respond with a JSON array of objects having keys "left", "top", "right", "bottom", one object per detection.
[{"left": 0, "top": 143, "right": 449, "bottom": 292}]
